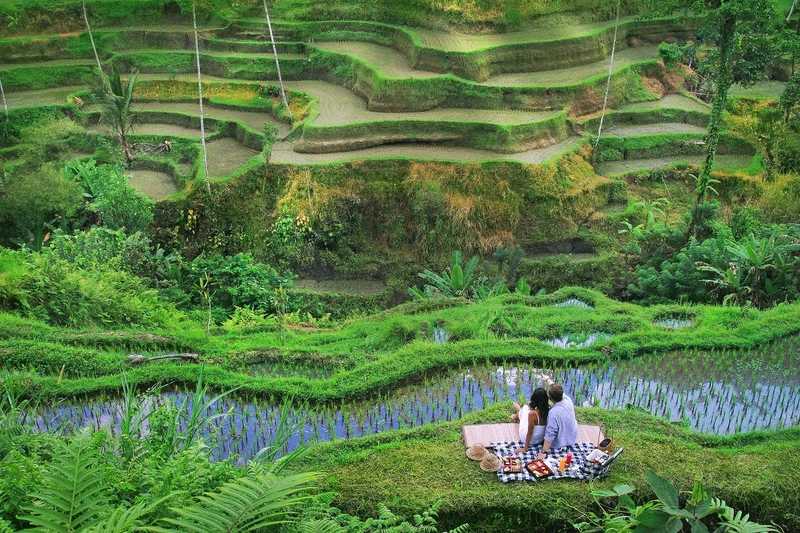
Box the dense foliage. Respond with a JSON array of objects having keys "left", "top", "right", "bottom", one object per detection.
[
  {"left": 1, "top": 0, "right": 800, "bottom": 530},
  {"left": 627, "top": 210, "right": 800, "bottom": 308}
]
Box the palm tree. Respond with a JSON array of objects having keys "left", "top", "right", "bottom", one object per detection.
[{"left": 94, "top": 65, "right": 137, "bottom": 166}]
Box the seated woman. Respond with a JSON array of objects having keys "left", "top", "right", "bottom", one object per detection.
[{"left": 511, "top": 387, "right": 549, "bottom": 453}]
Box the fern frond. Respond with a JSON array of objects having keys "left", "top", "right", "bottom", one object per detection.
[
  {"left": 84, "top": 494, "right": 175, "bottom": 533},
  {"left": 154, "top": 472, "right": 320, "bottom": 533},
  {"left": 717, "top": 506, "right": 779, "bottom": 533},
  {"left": 21, "top": 435, "right": 110, "bottom": 532},
  {"left": 297, "top": 518, "right": 345, "bottom": 533}
]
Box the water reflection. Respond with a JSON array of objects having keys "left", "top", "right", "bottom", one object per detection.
[{"left": 29, "top": 337, "right": 800, "bottom": 463}]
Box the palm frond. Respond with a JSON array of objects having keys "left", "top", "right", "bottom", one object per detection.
[
  {"left": 21, "top": 434, "right": 110, "bottom": 532},
  {"left": 154, "top": 472, "right": 320, "bottom": 533}
]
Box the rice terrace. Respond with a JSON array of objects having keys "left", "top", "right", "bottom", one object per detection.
[{"left": 1, "top": 0, "right": 800, "bottom": 531}]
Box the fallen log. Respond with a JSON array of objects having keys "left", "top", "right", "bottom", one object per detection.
[{"left": 127, "top": 353, "right": 200, "bottom": 365}]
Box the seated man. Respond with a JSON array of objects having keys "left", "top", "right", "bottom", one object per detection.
[{"left": 536, "top": 383, "right": 578, "bottom": 460}]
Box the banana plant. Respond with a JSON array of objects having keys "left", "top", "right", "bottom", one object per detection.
[{"left": 408, "top": 251, "right": 484, "bottom": 300}]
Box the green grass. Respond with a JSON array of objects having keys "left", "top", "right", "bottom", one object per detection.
[
  {"left": 293, "top": 403, "right": 800, "bottom": 532},
  {"left": 2, "top": 288, "right": 800, "bottom": 400}
]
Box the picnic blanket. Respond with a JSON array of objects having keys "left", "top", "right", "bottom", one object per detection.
[
  {"left": 490, "top": 441, "right": 620, "bottom": 483},
  {"left": 463, "top": 423, "right": 604, "bottom": 449}
]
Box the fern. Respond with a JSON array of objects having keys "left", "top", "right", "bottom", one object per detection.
[
  {"left": 297, "top": 518, "right": 345, "bottom": 533},
  {"left": 154, "top": 472, "right": 320, "bottom": 532},
  {"left": 714, "top": 501, "right": 779, "bottom": 533},
  {"left": 83, "top": 502, "right": 152, "bottom": 533},
  {"left": 21, "top": 435, "right": 110, "bottom": 532},
  {"left": 83, "top": 494, "right": 175, "bottom": 533}
]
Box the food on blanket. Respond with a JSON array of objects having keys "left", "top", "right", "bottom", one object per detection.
[
  {"left": 502, "top": 456, "right": 522, "bottom": 474},
  {"left": 565, "top": 452, "right": 573, "bottom": 466},
  {"left": 558, "top": 456, "right": 567, "bottom": 472},
  {"left": 586, "top": 449, "right": 609, "bottom": 464},
  {"left": 526, "top": 459, "right": 553, "bottom": 478}
]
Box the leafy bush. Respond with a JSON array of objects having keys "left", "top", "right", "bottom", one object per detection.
[
  {"left": 44, "top": 227, "right": 184, "bottom": 290},
  {"left": 1, "top": 248, "right": 182, "bottom": 327},
  {"left": 66, "top": 159, "right": 154, "bottom": 233},
  {"left": 0, "top": 166, "right": 83, "bottom": 249},
  {"left": 574, "top": 470, "right": 778, "bottom": 532},
  {"left": 658, "top": 41, "right": 684, "bottom": 68},
  {"left": 630, "top": 224, "right": 800, "bottom": 308},
  {"left": 293, "top": 500, "right": 469, "bottom": 533},
  {"left": 761, "top": 173, "right": 800, "bottom": 223},
  {"left": 184, "top": 253, "right": 292, "bottom": 313},
  {"left": 409, "top": 251, "right": 506, "bottom": 301}
]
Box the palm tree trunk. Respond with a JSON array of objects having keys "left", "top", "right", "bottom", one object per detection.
[
  {"left": 192, "top": 2, "right": 211, "bottom": 194},
  {"left": 119, "top": 128, "right": 133, "bottom": 165}
]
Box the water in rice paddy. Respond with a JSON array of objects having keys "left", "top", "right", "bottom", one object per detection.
[{"left": 28, "top": 336, "right": 800, "bottom": 463}]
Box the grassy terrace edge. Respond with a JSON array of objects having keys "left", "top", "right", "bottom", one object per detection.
[
  {"left": 3, "top": 288, "right": 799, "bottom": 401},
  {"left": 246, "top": 16, "right": 694, "bottom": 82},
  {"left": 292, "top": 403, "right": 800, "bottom": 532}
]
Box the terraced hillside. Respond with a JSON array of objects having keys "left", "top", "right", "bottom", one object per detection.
[
  {"left": 2, "top": 2, "right": 799, "bottom": 532},
  {"left": 0, "top": 12, "right": 770, "bottom": 188},
  {"left": 4, "top": 4, "right": 788, "bottom": 302}
]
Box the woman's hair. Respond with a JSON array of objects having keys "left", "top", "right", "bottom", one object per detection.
[{"left": 530, "top": 387, "right": 549, "bottom": 425}]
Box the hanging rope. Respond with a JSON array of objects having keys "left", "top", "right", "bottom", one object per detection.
[
  {"left": 0, "top": 78, "right": 8, "bottom": 120},
  {"left": 263, "top": 0, "right": 291, "bottom": 119},
  {"left": 82, "top": 0, "right": 104, "bottom": 75},
  {"left": 192, "top": 2, "right": 211, "bottom": 194},
  {"left": 593, "top": 0, "right": 622, "bottom": 150}
]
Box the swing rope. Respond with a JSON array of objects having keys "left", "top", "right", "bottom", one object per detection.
[
  {"left": 192, "top": 2, "right": 211, "bottom": 194},
  {"left": 263, "top": 0, "right": 292, "bottom": 119},
  {"left": 82, "top": 0, "right": 104, "bottom": 75},
  {"left": 593, "top": 0, "right": 622, "bottom": 150},
  {"left": 0, "top": 78, "right": 8, "bottom": 120}
]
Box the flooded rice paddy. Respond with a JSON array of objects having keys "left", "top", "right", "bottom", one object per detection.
[
  {"left": 28, "top": 336, "right": 800, "bottom": 463},
  {"left": 126, "top": 169, "right": 178, "bottom": 201}
]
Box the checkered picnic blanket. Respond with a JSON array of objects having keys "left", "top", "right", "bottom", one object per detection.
[{"left": 491, "top": 441, "right": 611, "bottom": 483}]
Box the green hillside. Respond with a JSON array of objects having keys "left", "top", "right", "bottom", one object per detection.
[{"left": 0, "top": 0, "right": 798, "bottom": 531}]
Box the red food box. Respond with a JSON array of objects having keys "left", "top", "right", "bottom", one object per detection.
[
  {"left": 502, "top": 457, "right": 522, "bottom": 474},
  {"left": 526, "top": 459, "right": 553, "bottom": 478}
]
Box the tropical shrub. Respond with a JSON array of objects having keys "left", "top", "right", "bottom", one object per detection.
[
  {"left": 66, "top": 159, "right": 154, "bottom": 233},
  {"left": 0, "top": 167, "right": 83, "bottom": 249},
  {"left": 0, "top": 248, "right": 182, "bottom": 327},
  {"left": 292, "top": 500, "right": 469, "bottom": 533},
  {"left": 409, "top": 251, "right": 505, "bottom": 301},
  {"left": 761, "top": 174, "right": 800, "bottom": 223},
  {"left": 44, "top": 227, "right": 184, "bottom": 290},
  {"left": 658, "top": 42, "right": 684, "bottom": 68},
  {"left": 574, "top": 470, "right": 778, "bottom": 532},
  {"left": 183, "top": 253, "right": 292, "bottom": 313},
  {"left": 629, "top": 224, "right": 800, "bottom": 308}
]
